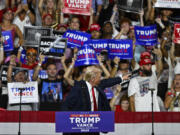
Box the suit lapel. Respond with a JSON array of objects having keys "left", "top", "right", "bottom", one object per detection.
[{"left": 81, "top": 81, "right": 91, "bottom": 111}]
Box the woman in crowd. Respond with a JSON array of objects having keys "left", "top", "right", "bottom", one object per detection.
[
  {"left": 17, "top": 47, "right": 38, "bottom": 69},
  {"left": 110, "top": 85, "right": 130, "bottom": 112},
  {"left": 38, "top": 0, "right": 61, "bottom": 25},
  {"left": 0, "top": 8, "right": 23, "bottom": 48},
  {"left": 164, "top": 69, "right": 180, "bottom": 111}
]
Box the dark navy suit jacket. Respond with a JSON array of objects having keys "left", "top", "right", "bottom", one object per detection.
[{"left": 62, "top": 77, "right": 123, "bottom": 111}]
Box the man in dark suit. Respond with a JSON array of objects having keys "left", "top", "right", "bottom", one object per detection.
[{"left": 62, "top": 66, "right": 130, "bottom": 135}]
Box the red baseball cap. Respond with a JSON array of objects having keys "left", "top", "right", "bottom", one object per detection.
[
  {"left": 3, "top": 8, "right": 13, "bottom": 14},
  {"left": 90, "top": 24, "right": 101, "bottom": 32},
  {"left": 139, "top": 58, "right": 152, "bottom": 66},
  {"left": 140, "top": 52, "right": 151, "bottom": 60},
  {"left": 42, "top": 13, "right": 53, "bottom": 20},
  {"left": 57, "top": 24, "right": 68, "bottom": 29}
]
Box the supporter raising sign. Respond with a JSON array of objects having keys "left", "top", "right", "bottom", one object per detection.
[
  {"left": 134, "top": 25, "right": 158, "bottom": 46},
  {"left": 108, "top": 39, "right": 133, "bottom": 59},
  {"left": 63, "top": 0, "right": 92, "bottom": 16},
  {"left": 63, "top": 30, "right": 91, "bottom": 48},
  {"left": 87, "top": 39, "right": 108, "bottom": 55},
  {"left": 75, "top": 43, "right": 99, "bottom": 66}
]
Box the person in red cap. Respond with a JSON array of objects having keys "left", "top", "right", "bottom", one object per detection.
[
  {"left": 56, "top": 23, "right": 68, "bottom": 34},
  {"left": 140, "top": 51, "right": 151, "bottom": 60},
  {"left": 89, "top": 24, "right": 101, "bottom": 39},
  {"left": 128, "top": 50, "right": 163, "bottom": 112},
  {"left": 42, "top": 13, "right": 53, "bottom": 27}
]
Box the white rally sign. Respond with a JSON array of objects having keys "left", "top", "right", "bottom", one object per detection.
[
  {"left": 155, "top": 0, "right": 180, "bottom": 8},
  {"left": 8, "top": 81, "right": 39, "bottom": 104}
]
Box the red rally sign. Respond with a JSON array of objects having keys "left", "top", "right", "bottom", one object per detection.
[
  {"left": 63, "top": 0, "right": 92, "bottom": 16},
  {"left": 174, "top": 23, "right": 180, "bottom": 44}
]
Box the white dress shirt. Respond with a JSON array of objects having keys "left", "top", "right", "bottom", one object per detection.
[{"left": 86, "top": 81, "right": 99, "bottom": 111}]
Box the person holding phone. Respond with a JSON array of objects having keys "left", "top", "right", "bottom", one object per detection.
[{"left": 13, "top": 1, "right": 35, "bottom": 33}]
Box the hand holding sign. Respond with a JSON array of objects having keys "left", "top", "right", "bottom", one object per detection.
[
  {"left": 113, "top": 57, "right": 120, "bottom": 65},
  {"left": 63, "top": 0, "right": 92, "bottom": 16}
]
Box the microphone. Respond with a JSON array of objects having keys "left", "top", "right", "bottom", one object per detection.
[{"left": 149, "top": 88, "right": 155, "bottom": 91}]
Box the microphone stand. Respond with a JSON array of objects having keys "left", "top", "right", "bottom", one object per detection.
[
  {"left": 149, "top": 88, "right": 155, "bottom": 135},
  {"left": 18, "top": 88, "right": 24, "bottom": 135}
]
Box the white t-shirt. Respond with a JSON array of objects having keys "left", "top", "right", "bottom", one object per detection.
[
  {"left": 13, "top": 15, "right": 32, "bottom": 34},
  {"left": 128, "top": 72, "right": 160, "bottom": 112}
]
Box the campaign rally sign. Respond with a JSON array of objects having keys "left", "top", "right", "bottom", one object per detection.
[
  {"left": 134, "top": 25, "right": 158, "bottom": 46},
  {"left": 8, "top": 81, "right": 38, "bottom": 104},
  {"left": 87, "top": 39, "right": 108, "bottom": 55},
  {"left": 0, "top": 66, "right": 29, "bottom": 95},
  {"left": 75, "top": 44, "right": 99, "bottom": 66},
  {"left": 63, "top": 30, "right": 91, "bottom": 48},
  {"left": 63, "top": 0, "right": 92, "bottom": 16},
  {"left": 41, "top": 81, "right": 63, "bottom": 102},
  {"left": 2, "top": 30, "right": 14, "bottom": 52},
  {"left": 174, "top": 23, "right": 180, "bottom": 44},
  {"left": 155, "top": 0, "right": 180, "bottom": 9},
  {"left": 24, "top": 26, "right": 52, "bottom": 47},
  {"left": 108, "top": 39, "right": 133, "bottom": 59},
  {"left": 117, "top": 0, "right": 143, "bottom": 13},
  {"left": 39, "top": 36, "right": 67, "bottom": 58},
  {"left": 56, "top": 111, "right": 114, "bottom": 133},
  {"left": 29, "top": 70, "right": 48, "bottom": 81}
]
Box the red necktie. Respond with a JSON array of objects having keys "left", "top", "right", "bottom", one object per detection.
[{"left": 92, "top": 87, "right": 98, "bottom": 111}]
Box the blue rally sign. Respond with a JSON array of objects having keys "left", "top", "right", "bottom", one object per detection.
[
  {"left": 75, "top": 44, "right": 99, "bottom": 67},
  {"left": 55, "top": 111, "right": 114, "bottom": 133},
  {"left": 2, "top": 30, "right": 14, "bottom": 52},
  {"left": 87, "top": 39, "right": 108, "bottom": 55},
  {"left": 108, "top": 39, "right": 133, "bottom": 59},
  {"left": 134, "top": 25, "right": 158, "bottom": 46},
  {"left": 63, "top": 30, "right": 91, "bottom": 48}
]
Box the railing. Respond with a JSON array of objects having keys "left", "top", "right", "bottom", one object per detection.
[{"left": 0, "top": 111, "right": 180, "bottom": 135}]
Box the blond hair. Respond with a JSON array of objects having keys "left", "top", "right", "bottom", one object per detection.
[{"left": 84, "top": 66, "right": 102, "bottom": 82}]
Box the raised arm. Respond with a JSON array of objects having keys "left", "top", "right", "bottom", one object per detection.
[
  {"left": 63, "top": 56, "right": 76, "bottom": 86},
  {"left": 97, "top": 55, "right": 110, "bottom": 78},
  {"left": 110, "top": 4, "right": 118, "bottom": 24},
  {"left": 38, "top": 0, "right": 44, "bottom": 16},
  {"left": 110, "top": 57, "right": 120, "bottom": 78},
  {"left": 14, "top": 24, "right": 24, "bottom": 46},
  {"left": 61, "top": 56, "right": 67, "bottom": 71},
  {"left": 139, "top": 9, "right": 144, "bottom": 26},
  {"left": 23, "top": 4, "right": 35, "bottom": 25},
  {"left": 129, "top": 95, "right": 135, "bottom": 112},
  {"left": 32, "top": 54, "right": 44, "bottom": 82},
  {"left": 7, "top": 55, "right": 17, "bottom": 83},
  {"left": 0, "top": 43, "right": 4, "bottom": 65},
  {"left": 152, "top": 47, "right": 163, "bottom": 79},
  {"left": 149, "top": 0, "right": 156, "bottom": 22},
  {"left": 88, "top": 8, "right": 94, "bottom": 30},
  {"left": 110, "top": 85, "right": 122, "bottom": 111}
]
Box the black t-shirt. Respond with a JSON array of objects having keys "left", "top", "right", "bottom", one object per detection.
[{"left": 39, "top": 78, "right": 66, "bottom": 111}]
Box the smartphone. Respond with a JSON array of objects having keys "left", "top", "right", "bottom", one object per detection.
[
  {"left": 22, "top": 0, "right": 27, "bottom": 4},
  {"left": 100, "top": 50, "right": 108, "bottom": 62}
]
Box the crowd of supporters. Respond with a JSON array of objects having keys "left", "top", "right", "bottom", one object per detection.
[{"left": 0, "top": 0, "right": 180, "bottom": 112}]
